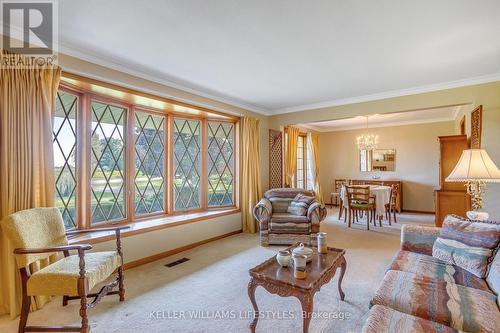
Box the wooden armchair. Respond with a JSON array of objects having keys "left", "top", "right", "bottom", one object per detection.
[{"left": 1, "top": 207, "right": 129, "bottom": 333}]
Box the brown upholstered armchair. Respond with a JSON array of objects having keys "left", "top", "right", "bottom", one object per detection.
[
  {"left": 1, "top": 207, "right": 129, "bottom": 333},
  {"left": 253, "top": 188, "right": 327, "bottom": 246}
]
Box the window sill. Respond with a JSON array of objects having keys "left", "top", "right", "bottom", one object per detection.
[{"left": 68, "top": 208, "right": 240, "bottom": 245}]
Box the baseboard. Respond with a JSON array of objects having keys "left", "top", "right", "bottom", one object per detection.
[
  {"left": 123, "top": 229, "right": 243, "bottom": 270},
  {"left": 402, "top": 209, "right": 435, "bottom": 215}
]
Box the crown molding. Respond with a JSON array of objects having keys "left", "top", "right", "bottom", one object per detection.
[
  {"left": 273, "top": 73, "right": 500, "bottom": 115},
  {"left": 301, "top": 116, "right": 456, "bottom": 133}
]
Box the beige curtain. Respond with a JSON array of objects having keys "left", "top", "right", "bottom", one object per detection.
[
  {"left": 0, "top": 51, "right": 61, "bottom": 318},
  {"left": 307, "top": 132, "right": 323, "bottom": 204},
  {"left": 284, "top": 126, "right": 299, "bottom": 187},
  {"left": 241, "top": 117, "right": 262, "bottom": 233}
]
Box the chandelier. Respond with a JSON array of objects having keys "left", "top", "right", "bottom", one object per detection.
[{"left": 356, "top": 116, "right": 378, "bottom": 150}]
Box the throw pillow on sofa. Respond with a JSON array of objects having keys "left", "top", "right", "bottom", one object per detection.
[
  {"left": 432, "top": 215, "right": 500, "bottom": 278},
  {"left": 287, "top": 193, "right": 315, "bottom": 216}
]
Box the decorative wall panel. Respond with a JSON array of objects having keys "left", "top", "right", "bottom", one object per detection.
[
  {"left": 269, "top": 129, "right": 283, "bottom": 189},
  {"left": 470, "top": 105, "right": 482, "bottom": 149}
]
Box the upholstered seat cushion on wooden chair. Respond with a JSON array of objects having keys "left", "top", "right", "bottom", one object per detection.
[{"left": 27, "top": 251, "right": 121, "bottom": 296}]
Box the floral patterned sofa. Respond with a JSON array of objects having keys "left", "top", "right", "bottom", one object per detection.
[
  {"left": 362, "top": 218, "right": 500, "bottom": 333},
  {"left": 253, "top": 188, "right": 327, "bottom": 246}
]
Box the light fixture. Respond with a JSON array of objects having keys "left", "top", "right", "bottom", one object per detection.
[
  {"left": 446, "top": 149, "right": 500, "bottom": 221},
  {"left": 357, "top": 116, "right": 378, "bottom": 151}
]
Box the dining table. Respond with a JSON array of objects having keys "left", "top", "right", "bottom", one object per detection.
[{"left": 339, "top": 184, "right": 392, "bottom": 220}]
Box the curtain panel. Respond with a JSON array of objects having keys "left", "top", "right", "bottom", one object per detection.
[
  {"left": 284, "top": 126, "right": 299, "bottom": 187},
  {"left": 0, "top": 51, "right": 61, "bottom": 317},
  {"left": 307, "top": 132, "right": 323, "bottom": 204},
  {"left": 241, "top": 117, "right": 262, "bottom": 233}
]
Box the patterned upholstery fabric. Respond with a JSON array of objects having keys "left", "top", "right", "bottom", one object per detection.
[
  {"left": 287, "top": 193, "right": 315, "bottom": 216},
  {"left": 486, "top": 249, "right": 500, "bottom": 307},
  {"left": 27, "top": 251, "right": 121, "bottom": 296},
  {"left": 371, "top": 270, "right": 500, "bottom": 332},
  {"left": 255, "top": 188, "right": 326, "bottom": 246},
  {"left": 389, "top": 251, "right": 491, "bottom": 292},
  {"left": 401, "top": 224, "right": 441, "bottom": 256},
  {"left": 253, "top": 198, "right": 272, "bottom": 225},
  {"left": 264, "top": 188, "right": 314, "bottom": 213},
  {"left": 270, "top": 213, "right": 309, "bottom": 234},
  {"left": 268, "top": 233, "right": 311, "bottom": 245},
  {"left": 362, "top": 305, "right": 464, "bottom": 333},
  {"left": 432, "top": 215, "right": 500, "bottom": 278},
  {"left": 1, "top": 208, "right": 68, "bottom": 268},
  {"left": 307, "top": 202, "right": 327, "bottom": 225}
]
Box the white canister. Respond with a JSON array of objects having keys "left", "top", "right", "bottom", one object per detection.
[
  {"left": 317, "top": 232, "right": 328, "bottom": 254},
  {"left": 292, "top": 253, "right": 307, "bottom": 279},
  {"left": 276, "top": 250, "right": 291, "bottom": 267}
]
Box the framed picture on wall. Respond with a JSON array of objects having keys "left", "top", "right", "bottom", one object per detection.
[{"left": 470, "top": 105, "right": 482, "bottom": 149}]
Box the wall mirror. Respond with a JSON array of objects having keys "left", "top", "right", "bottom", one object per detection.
[{"left": 360, "top": 149, "right": 396, "bottom": 172}]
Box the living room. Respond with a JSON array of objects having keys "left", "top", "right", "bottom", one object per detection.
[{"left": 1, "top": 1, "right": 500, "bottom": 333}]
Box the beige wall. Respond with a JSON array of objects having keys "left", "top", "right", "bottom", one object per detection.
[
  {"left": 318, "top": 122, "right": 455, "bottom": 212},
  {"left": 269, "top": 81, "right": 500, "bottom": 220},
  {"left": 91, "top": 213, "right": 241, "bottom": 264}
]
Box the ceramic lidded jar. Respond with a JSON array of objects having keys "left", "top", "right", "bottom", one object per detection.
[
  {"left": 292, "top": 253, "right": 307, "bottom": 279},
  {"left": 292, "top": 243, "right": 313, "bottom": 262},
  {"left": 276, "top": 250, "right": 291, "bottom": 267},
  {"left": 317, "top": 232, "right": 328, "bottom": 254}
]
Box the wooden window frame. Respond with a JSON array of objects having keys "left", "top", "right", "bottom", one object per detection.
[
  {"left": 294, "top": 133, "right": 308, "bottom": 189},
  {"left": 58, "top": 76, "right": 239, "bottom": 230},
  {"left": 206, "top": 119, "right": 237, "bottom": 209}
]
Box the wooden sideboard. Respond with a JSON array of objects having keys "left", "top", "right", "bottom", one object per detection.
[
  {"left": 351, "top": 179, "right": 402, "bottom": 213},
  {"left": 434, "top": 135, "right": 471, "bottom": 226}
]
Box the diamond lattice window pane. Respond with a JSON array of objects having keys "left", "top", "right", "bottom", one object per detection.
[
  {"left": 53, "top": 91, "right": 78, "bottom": 229},
  {"left": 134, "top": 111, "right": 165, "bottom": 215},
  {"left": 173, "top": 119, "right": 201, "bottom": 210},
  {"left": 90, "top": 101, "right": 127, "bottom": 224},
  {"left": 207, "top": 122, "right": 234, "bottom": 206}
]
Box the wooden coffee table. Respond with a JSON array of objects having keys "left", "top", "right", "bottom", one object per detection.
[{"left": 248, "top": 246, "right": 346, "bottom": 333}]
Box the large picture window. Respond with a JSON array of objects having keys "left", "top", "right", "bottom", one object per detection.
[
  {"left": 53, "top": 79, "right": 238, "bottom": 230},
  {"left": 53, "top": 90, "right": 78, "bottom": 229},
  {"left": 173, "top": 119, "right": 201, "bottom": 211},
  {"left": 90, "top": 100, "right": 127, "bottom": 224}
]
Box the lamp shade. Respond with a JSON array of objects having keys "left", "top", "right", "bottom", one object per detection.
[{"left": 446, "top": 149, "right": 500, "bottom": 182}]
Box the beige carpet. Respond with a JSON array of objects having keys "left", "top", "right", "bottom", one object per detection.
[{"left": 0, "top": 209, "right": 434, "bottom": 333}]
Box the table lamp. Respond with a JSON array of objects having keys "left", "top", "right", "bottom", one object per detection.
[{"left": 446, "top": 149, "right": 500, "bottom": 221}]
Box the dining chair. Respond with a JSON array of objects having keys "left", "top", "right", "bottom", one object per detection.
[
  {"left": 345, "top": 186, "right": 376, "bottom": 230},
  {"left": 338, "top": 184, "right": 349, "bottom": 222},
  {"left": 385, "top": 184, "right": 399, "bottom": 224},
  {"left": 330, "top": 179, "right": 349, "bottom": 207}
]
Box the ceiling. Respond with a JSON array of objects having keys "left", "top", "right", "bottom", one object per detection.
[
  {"left": 298, "top": 106, "right": 463, "bottom": 132},
  {"left": 53, "top": 1, "right": 500, "bottom": 114}
]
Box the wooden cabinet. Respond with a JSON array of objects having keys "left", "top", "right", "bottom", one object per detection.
[
  {"left": 435, "top": 190, "right": 471, "bottom": 227},
  {"left": 351, "top": 179, "right": 402, "bottom": 212},
  {"left": 434, "top": 135, "right": 470, "bottom": 226}
]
